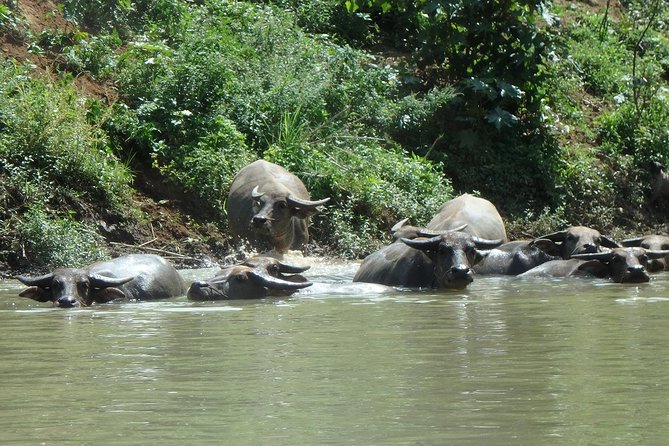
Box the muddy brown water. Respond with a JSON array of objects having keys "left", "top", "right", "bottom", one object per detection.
[{"left": 1, "top": 257, "right": 669, "bottom": 445}]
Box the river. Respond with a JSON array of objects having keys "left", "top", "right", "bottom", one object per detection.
[{"left": 1, "top": 258, "right": 669, "bottom": 445}]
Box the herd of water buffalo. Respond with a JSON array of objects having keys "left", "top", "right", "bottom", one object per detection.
[{"left": 13, "top": 160, "right": 669, "bottom": 307}]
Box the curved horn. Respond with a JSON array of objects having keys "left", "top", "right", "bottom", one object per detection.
[
  {"left": 472, "top": 237, "right": 504, "bottom": 249},
  {"left": 89, "top": 274, "right": 135, "bottom": 288},
  {"left": 621, "top": 237, "right": 643, "bottom": 247},
  {"left": 251, "top": 186, "right": 264, "bottom": 198},
  {"left": 571, "top": 252, "right": 614, "bottom": 261},
  {"left": 401, "top": 236, "right": 442, "bottom": 251},
  {"left": 538, "top": 230, "right": 566, "bottom": 242},
  {"left": 600, "top": 235, "right": 621, "bottom": 248},
  {"left": 417, "top": 224, "right": 468, "bottom": 237},
  {"left": 646, "top": 249, "right": 669, "bottom": 259},
  {"left": 286, "top": 195, "right": 330, "bottom": 208},
  {"left": 248, "top": 270, "right": 313, "bottom": 290},
  {"left": 15, "top": 273, "right": 54, "bottom": 287},
  {"left": 391, "top": 218, "right": 410, "bottom": 232},
  {"left": 274, "top": 262, "right": 311, "bottom": 274}
]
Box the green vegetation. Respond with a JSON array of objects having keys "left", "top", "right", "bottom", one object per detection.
[{"left": 1, "top": 0, "right": 669, "bottom": 269}]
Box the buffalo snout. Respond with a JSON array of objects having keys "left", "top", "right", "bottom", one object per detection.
[
  {"left": 446, "top": 264, "right": 474, "bottom": 288},
  {"left": 56, "top": 296, "right": 79, "bottom": 308}
]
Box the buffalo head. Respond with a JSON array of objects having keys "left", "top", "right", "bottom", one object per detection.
[
  {"left": 539, "top": 226, "right": 619, "bottom": 259},
  {"left": 16, "top": 268, "right": 134, "bottom": 307},
  {"left": 401, "top": 232, "right": 502, "bottom": 289},
  {"left": 622, "top": 235, "right": 669, "bottom": 272},
  {"left": 187, "top": 263, "right": 312, "bottom": 301},
  {"left": 572, "top": 247, "right": 669, "bottom": 283},
  {"left": 250, "top": 185, "right": 329, "bottom": 251}
]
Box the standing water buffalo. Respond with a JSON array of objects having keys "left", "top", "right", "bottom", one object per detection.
[
  {"left": 537, "top": 226, "right": 619, "bottom": 259},
  {"left": 621, "top": 234, "right": 669, "bottom": 272},
  {"left": 226, "top": 160, "right": 330, "bottom": 253},
  {"left": 187, "top": 256, "right": 312, "bottom": 300},
  {"left": 15, "top": 254, "right": 187, "bottom": 307},
  {"left": 520, "top": 247, "right": 669, "bottom": 283},
  {"left": 353, "top": 194, "right": 505, "bottom": 289},
  {"left": 473, "top": 239, "right": 561, "bottom": 275}
]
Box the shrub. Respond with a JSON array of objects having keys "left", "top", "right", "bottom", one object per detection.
[{"left": 16, "top": 206, "right": 109, "bottom": 268}]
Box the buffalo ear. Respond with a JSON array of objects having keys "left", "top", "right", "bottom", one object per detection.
[
  {"left": 291, "top": 206, "right": 320, "bottom": 219},
  {"left": 577, "top": 260, "right": 609, "bottom": 278},
  {"left": 532, "top": 238, "right": 561, "bottom": 256},
  {"left": 18, "top": 286, "right": 52, "bottom": 303},
  {"left": 91, "top": 287, "right": 127, "bottom": 303}
]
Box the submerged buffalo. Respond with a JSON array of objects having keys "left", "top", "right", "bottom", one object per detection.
[
  {"left": 187, "top": 256, "right": 312, "bottom": 300},
  {"left": 520, "top": 247, "right": 669, "bottom": 283},
  {"left": 354, "top": 194, "right": 505, "bottom": 289},
  {"left": 621, "top": 234, "right": 669, "bottom": 272},
  {"left": 16, "top": 254, "right": 187, "bottom": 307},
  {"left": 226, "top": 160, "right": 330, "bottom": 253},
  {"left": 537, "top": 226, "right": 619, "bottom": 259},
  {"left": 473, "top": 239, "right": 561, "bottom": 275}
]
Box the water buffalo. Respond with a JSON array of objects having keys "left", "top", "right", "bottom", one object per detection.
[
  {"left": 520, "top": 247, "right": 669, "bottom": 283},
  {"left": 537, "top": 226, "right": 619, "bottom": 259},
  {"left": 621, "top": 235, "right": 669, "bottom": 272},
  {"left": 425, "top": 193, "right": 508, "bottom": 242},
  {"left": 226, "top": 160, "right": 330, "bottom": 253},
  {"left": 15, "top": 254, "right": 187, "bottom": 307},
  {"left": 187, "top": 257, "right": 312, "bottom": 300},
  {"left": 517, "top": 259, "right": 608, "bottom": 279},
  {"left": 473, "top": 239, "right": 561, "bottom": 275},
  {"left": 354, "top": 194, "right": 504, "bottom": 289},
  {"left": 353, "top": 231, "right": 502, "bottom": 289}
]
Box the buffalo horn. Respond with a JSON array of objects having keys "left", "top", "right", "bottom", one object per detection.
[
  {"left": 571, "top": 252, "right": 614, "bottom": 261},
  {"left": 472, "top": 237, "right": 504, "bottom": 249},
  {"left": 251, "top": 186, "right": 264, "bottom": 198},
  {"left": 248, "top": 271, "right": 313, "bottom": 290},
  {"left": 286, "top": 195, "right": 330, "bottom": 208},
  {"left": 391, "top": 218, "right": 410, "bottom": 232},
  {"left": 600, "top": 236, "right": 621, "bottom": 248},
  {"left": 15, "top": 273, "right": 54, "bottom": 287},
  {"left": 417, "top": 224, "right": 468, "bottom": 237},
  {"left": 401, "top": 235, "right": 442, "bottom": 251},
  {"left": 275, "top": 261, "right": 311, "bottom": 274},
  {"left": 89, "top": 273, "right": 135, "bottom": 288},
  {"left": 647, "top": 249, "right": 669, "bottom": 259},
  {"left": 620, "top": 237, "right": 643, "bottom": 247}
]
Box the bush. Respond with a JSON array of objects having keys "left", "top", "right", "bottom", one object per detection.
[
  {"left": 0, "top": 61, "right": 132, "bottom": 210},
  {"left": 16, "top": 206, "right": 109, "bottom": 268}
]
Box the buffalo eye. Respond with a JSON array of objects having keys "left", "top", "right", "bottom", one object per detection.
[
  {"left": 77, "top": 280, "right": 90, "bottom": 294},
  {"left": 639, "top": 254, "right": 649, "bottom": 265},
  {"left": 275, "top": 201, "right": 287, "bottom": 210}
]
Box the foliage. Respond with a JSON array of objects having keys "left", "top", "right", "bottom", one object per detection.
[
  {"left": 0, "top": 61, "right": 132, "bottom": 210},
  {"left": 16, "top": 206, "right": 109, "bottom": 268}
]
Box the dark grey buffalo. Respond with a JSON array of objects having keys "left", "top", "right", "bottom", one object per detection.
[
  {"left": 649, "top": 161, "right": 669, "bottom": 207},
  {"left": 226, "top": 160, "right": 330, "bottom": 253},
  {"left": 354, "top": 194, "right": 505, "bottom": 289},
  {"left": 621, "top": 234, "right": 669, "bottom": 272},
  {"left": 16, "top": 254, "right": 187, "bottom": 307},
  {"left": 425, "top": 193, "right": 508, "bottom": 242},
  {"left": 187, "top": 256, "right": 312, "bottom": 300},
  {"left": 473, "top": 239, "right": 561, "bottom": 275},
  {"left": 538, "top": 226, "right": 619, "bottom": 259},
  {"left": 520, "top": 247, "right": 669, "bottom": 283},
  {"left": 353, "top": 231, "right": 502, "bottom": 289}
]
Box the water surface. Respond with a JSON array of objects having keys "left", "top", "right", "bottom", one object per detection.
[{"left": 2, "top": 260, "right": 669, "bottom": 445}]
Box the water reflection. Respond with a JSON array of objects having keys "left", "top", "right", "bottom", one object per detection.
[{"left": 1, "top": 264, "right": 669, "bottom": 444}]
